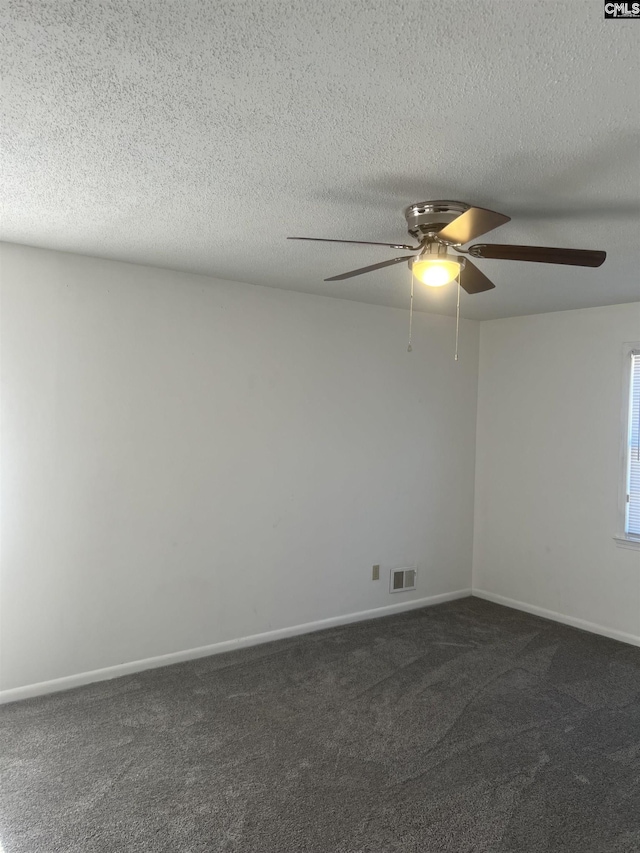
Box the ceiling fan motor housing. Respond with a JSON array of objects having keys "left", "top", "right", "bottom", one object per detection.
[
  {"left": 404, "top": 200, "right": 470, "bottom": 241},
  {"left": 410, "top": 243, "right": 467, "bottom": 267}
]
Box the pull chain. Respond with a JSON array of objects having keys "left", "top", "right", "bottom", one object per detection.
[
  {"left": 407, "top": 268, "right": 414, "bottom": 353},
  {"left": 454, "top": 275, "right": 461, "bottom": 362}
]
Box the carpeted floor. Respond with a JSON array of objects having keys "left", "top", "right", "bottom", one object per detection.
[{"left": 1, "top": 597, "right": 640, "bottom": 853}]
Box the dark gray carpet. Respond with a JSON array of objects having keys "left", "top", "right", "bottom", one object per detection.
[{"left": 1, "top": 597, "right": 640, "bottom": 853}]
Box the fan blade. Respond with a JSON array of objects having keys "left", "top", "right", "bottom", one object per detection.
[
  {"left": 436, "top": 206, "right": 511, "bottom": 245},
  {"left": 288, "top": 237, "right": 417, "bottom": 250},
  {"left": 468, "top": 244, "right": 606, "bottom": 267},
  {"left": 324, "top": 256, "right": 413, "bottom": 281},
  {"left": 460, "top": 259, "right": 496, "bottom": 294}
]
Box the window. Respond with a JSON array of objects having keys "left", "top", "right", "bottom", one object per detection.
[{"left": 619, "top": 347, "right": 640, "bottom": 547}]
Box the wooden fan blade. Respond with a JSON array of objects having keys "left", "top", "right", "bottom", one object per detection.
[
  {"left": 460, "top": 259, "right": 496, "bottom": 294},
  {"left": 436, "top": 206, "right": 511, "bottom": 245},
  {"left": 288, "top": 237, "right": 417, "bottom": 250},
  {"left": 468, "top": 244, "right": 606, "bottom": 267},
  {"left": 324, "top": 256, "right": 413, "bottom": 281}
]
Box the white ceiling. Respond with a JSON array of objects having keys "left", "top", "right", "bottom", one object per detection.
[{"left": 2, "top": 0, "right": 639, "bottom": 319}]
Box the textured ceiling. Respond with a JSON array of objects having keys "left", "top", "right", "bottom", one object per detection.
[{"left": 1, "top": 0, "right": 639, "bottom": 319}]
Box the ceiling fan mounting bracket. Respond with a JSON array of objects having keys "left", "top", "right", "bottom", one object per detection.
[{"left": 404, "top": 200, "right": 470, "bottom": 241}]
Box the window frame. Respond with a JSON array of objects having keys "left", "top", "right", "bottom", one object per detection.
[{"left": 615, "top": 342, "right": 640, "bottom": 550}]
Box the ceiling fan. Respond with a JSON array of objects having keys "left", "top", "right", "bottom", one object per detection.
[{"left": 288, "top": 200, "right": 606, "bottom": 294}]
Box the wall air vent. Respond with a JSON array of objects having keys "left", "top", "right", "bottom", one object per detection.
[{"left": 389, "top": 566, "right": 417, "bottom": 593}]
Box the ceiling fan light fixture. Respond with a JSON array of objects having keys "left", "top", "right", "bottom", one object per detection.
[
  {"left": 412, "top": 257, "right": 461, "bottom": 287},
  {"left": 289, "top": 199, "right": 606, "bottom": 291}
]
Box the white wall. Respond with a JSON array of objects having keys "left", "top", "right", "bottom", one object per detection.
[
  {"left": 0, "top": 243, "right": 478, "bottom": 693},
  {"left": 473, "top": 302, "right": 640, "bottom": 643}
]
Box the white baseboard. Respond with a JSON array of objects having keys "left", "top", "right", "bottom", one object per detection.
[
  {"left": 473, "top": 589, "right": 640, "bottom": 647},
  {"left": 0, "top": 588, "right": 471, "bottom": 705}
]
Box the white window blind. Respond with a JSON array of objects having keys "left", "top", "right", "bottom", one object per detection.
[{"left": 626, "top": 351, "right": 640, "bottom": 537}]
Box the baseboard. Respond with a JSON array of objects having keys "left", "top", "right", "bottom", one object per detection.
[
  {"left": 0, "top": 588, "right": 471, "bottom": 705},
  {"left": 473, "top": 589, "right": 640, "bottom": 647}
]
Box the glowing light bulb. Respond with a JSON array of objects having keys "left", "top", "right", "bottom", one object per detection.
[{"left": 412, "top": 258, "right": 460, "bottom": 287}]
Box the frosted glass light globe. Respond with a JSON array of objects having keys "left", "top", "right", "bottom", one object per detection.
[{"left": 412, "top": 258, "right": 460, "bottom": 287}]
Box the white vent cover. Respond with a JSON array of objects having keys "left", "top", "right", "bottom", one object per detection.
[{"left": 389, "top": 566, "right": 417, "bottom": 593}]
